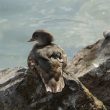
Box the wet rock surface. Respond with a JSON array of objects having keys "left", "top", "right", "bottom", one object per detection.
[
  {"left": 0, "top": 67, "right": 106, "bottom": 110},
  {"left": 69, "top": 32, "right": 110, "bottom": 109}
]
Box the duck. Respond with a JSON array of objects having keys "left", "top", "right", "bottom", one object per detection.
[{"left": 27, "top": 30, "right": 67, "bottom": 93}]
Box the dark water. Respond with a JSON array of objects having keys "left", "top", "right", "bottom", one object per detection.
[{"left": 0, "top": 0, "right": 110, "bottom": 69}]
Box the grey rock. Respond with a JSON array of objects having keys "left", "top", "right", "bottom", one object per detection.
[
  {"left": 0, "top": 67, "right": 106, "bottom": 110},
  {"left": 69, "top": 32, "right": 110, "bottom": 109}
]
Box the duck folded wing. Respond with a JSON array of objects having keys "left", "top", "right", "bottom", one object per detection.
[
  {"left": 32, "top": 44, "right": 67, "bottom": 72},
  {"left": 36, "top": 56, "right": 51, "bottom": 73}
]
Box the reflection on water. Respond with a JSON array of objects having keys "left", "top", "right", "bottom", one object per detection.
[{"left": 0, "top": 0, "right": 110, "bottom": 69}]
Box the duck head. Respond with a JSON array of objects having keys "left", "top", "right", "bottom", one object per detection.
[{"left": 28, "top": 30, "right": 54, "bottom": 46}]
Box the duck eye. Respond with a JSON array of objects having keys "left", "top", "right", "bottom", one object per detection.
[{"left": 35, "top": 34, "right": 38, "bottom": 38}]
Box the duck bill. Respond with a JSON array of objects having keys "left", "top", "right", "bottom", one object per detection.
[{"left": 27, "top": 38, "right": 35, "bottom": 42}]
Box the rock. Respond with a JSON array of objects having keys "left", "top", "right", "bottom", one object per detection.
[
  {"left": 69, "top": 32, "right": 110, "bottom": 109},
  {"left": 0, "top": 67, "right": 106, "bottom": 110}
]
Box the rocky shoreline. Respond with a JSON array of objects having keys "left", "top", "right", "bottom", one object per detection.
[{"left": 0, "top": 34, "right": 110, "bottom": 110}]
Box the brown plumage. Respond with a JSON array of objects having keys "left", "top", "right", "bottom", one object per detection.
[{"left": 27, "top": 30, "right": 67, "bottom": 93}]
